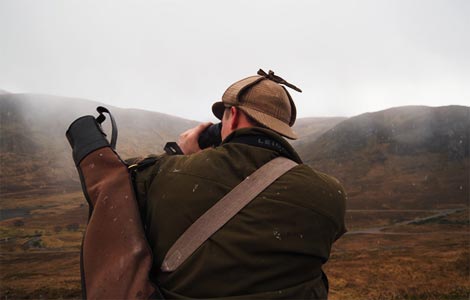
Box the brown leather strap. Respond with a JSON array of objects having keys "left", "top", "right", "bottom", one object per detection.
[{"left": 161, "top": 156, "right": 298, "bottom": 272}]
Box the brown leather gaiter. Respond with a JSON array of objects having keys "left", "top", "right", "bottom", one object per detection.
[{"left": 66, "top": 108, "right": 156, "bottom": 300}]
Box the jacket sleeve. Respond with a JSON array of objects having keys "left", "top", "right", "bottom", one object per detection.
[
  {"left": 334, "top": 183, "right": 347, "bottom": 241},
  {"left": 316, "top": 171, "right": 348, "bottom": 241}
]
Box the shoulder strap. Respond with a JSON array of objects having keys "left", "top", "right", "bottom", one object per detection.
[{"left": 161, "top": 156, "right": 298, "bottom": 272}]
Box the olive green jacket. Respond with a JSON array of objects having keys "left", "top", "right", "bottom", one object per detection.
[{"left": 133, "top": 127, "right": 346, "bottom": 299}]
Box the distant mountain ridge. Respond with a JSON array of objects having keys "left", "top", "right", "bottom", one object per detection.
[
  {"left": 302, "top": 105, "right": 469, "bottom": 209},
  {"left": 306, "top": 105, "right": 468, "bottom": 159},
  {"left": 1, "top": 93, "right": 468, "bottom": 210}
]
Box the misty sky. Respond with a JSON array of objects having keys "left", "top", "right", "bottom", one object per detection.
[{"left": 0, "top": 0, "right": 468, "bottom": 121}]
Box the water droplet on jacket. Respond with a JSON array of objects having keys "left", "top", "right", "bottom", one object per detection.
[
  {"left": 173, "top": 169, "right": 181, "bottom": 173},
  {"left": 273, "top": 229, "right": 282, "bottom": 240},
  {"left": 193, "top": 184, "right": 199, "bottom": 192},
  {"left": 299, "top": 234, "right": 304, "bottom": 239},
  {"left": 338, "top": 190, "right": 342, "bottom": 194},
  {"left": 113, "top": 217, "right": 117, "bottom": 222},
  {"left": 90, "top": 163, "right": 95, "bottom": 169},
  {"left": 99, "top": 153, "right": 103, "bottom": 157},
  {"left": 124, "top": 195, "right": 128, "bottom": 199}
]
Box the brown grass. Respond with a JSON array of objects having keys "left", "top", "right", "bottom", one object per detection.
[
  {"left": 326, "top": 209, "right": 470, "bottom": 300},
  {"left": 0, "top": 191, "right": 468, "bottom": 299}
]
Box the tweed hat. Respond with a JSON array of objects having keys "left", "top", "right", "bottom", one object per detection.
[{"left": 212, "top": 69, "right": 302, "bottom": 139}]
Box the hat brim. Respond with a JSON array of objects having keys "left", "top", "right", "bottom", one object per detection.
[
  {"left": 212, "top": 101, "right": 226, "bottom": 120},
  {"left": 239, "top": 106, "right": 298, "bottom": 140}
]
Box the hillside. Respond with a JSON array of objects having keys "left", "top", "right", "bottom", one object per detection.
[
  {"left": 1, "top": 95, "right": 468, "bottom": 211},
  {"left": 0, "top": 93, "right": 198, "bottom": 198},
  {"left": 291, "top": 117, "right": 347, "bottom": 154},
  {"left": 302, "top": 105, "right": 470, "bottom": 209}
]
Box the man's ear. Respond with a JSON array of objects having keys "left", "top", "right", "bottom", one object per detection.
[{"left": 230, "top": 106, "right": 240, "bottom": 130}]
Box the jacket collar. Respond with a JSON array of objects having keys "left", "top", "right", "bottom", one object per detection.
[{"left": 221, "top": 127, "right": 303, "bottom": 164}]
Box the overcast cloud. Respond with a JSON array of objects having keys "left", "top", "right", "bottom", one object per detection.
[{"left": 0, "top": 0, "right": 468, "bottom": 121}]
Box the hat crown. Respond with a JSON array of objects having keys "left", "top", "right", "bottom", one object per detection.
[
  {"left": 222, "top": 75, "right": 297, "bottom": 126},
  {"left": 214, "top": 70, "right": 300, "bottom": 139}
]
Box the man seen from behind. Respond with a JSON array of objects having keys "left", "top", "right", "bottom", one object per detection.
[{"left": 132, "top": 69, "right": 347, "bottom": 299}]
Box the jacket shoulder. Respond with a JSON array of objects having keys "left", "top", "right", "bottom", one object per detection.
[{"left": 287, "top": 164, "right": 347, "bottom": 237}]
